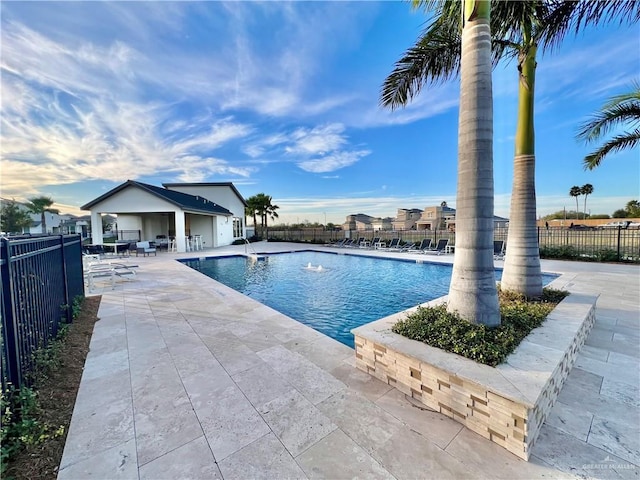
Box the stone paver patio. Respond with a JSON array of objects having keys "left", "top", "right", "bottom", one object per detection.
[{"left": 58, "top": 242, "right": 639, "bottom": 479}]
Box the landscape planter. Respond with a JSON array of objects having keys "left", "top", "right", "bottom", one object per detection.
[{"left": 352, "top": 291, "right": 597, "bottom": 460}]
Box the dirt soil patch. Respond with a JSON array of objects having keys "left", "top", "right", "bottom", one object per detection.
[{"left": 5, "top": 295, "right": 101, "bottom": 480}]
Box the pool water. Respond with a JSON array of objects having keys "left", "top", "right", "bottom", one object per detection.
[{"left": 182, "top": 251, "right": 557, "bottom": 348}]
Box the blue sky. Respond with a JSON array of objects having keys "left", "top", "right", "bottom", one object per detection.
[{"left": 1, "top": 1, "right": 638, "bottom": 225}]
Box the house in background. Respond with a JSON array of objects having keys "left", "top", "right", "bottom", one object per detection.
[
  {"left": 81, "top": 180, "right": 247, "bottom": 252},
  {"left": 392, "top": 208, "right": 423, "bottom": 231}
]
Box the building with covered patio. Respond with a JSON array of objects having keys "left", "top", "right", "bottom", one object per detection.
[{"left": 81, "top": 180, "right": 247, "bottom": 252}]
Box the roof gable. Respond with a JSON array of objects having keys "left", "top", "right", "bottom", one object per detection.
[
  {"left": 81, "top": 180, "right": 233, "bottom": 216},
  {"left": 162, "top": 182, "right": 247, "bottom": 207}
]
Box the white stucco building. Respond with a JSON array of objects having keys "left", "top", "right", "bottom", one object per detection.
[{"left": 81, "top": 180, "right": 247, "bottom": 252}]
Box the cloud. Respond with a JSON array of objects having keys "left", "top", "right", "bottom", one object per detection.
[{"left": 297, "top": 150, "right": 371, "bottom": 173}]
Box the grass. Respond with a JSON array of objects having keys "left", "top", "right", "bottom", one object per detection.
[
  {"left": 391, "top": 287, "right": 569, "bottom": 367},
  {"left": 2, "top": 296, "right": 100, "bottom": 480}
]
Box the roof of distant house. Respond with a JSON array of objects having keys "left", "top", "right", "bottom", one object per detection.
[{"left": 81, "top": 180, "right": 234, "bottom": 216}]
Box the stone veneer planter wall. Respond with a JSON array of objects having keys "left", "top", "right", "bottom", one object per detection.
[{"left": 352, "top": 292, "right": 597, "bottom": 460}]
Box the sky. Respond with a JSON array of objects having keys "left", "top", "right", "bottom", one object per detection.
[{"left": 1, "top": 1, "right": 639, "bottom": 225}]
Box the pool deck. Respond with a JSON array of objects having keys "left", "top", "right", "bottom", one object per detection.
[{"left": 58, "top": 242, "right": 639, "bottom": 479}]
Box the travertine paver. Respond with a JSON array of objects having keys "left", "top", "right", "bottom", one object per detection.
[{"left": 58, "top": 243, "right": 639, "bottom": 479}]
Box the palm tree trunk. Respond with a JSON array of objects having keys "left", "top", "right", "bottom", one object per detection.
[
  {"left": 41, "top": 212, "right": 46, "bottom": 233},
  {"left": 501, "top": 42, "right": 543, "bottom": 298},
  {"left": 447, "top": 0, "right": 500, "bottom": 327}
]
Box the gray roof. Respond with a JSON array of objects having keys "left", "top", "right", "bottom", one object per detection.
[
  {"left": 162, "top": 182, "right": 247, "bottom": 207},
  {"left": 81, "top": 180, "right": 234, "bottom": 216}
]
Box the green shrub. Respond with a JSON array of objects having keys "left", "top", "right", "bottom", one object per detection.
[
  {"left": 539, "top": 245, "right": 579, "bottom": 260},
  {"left": 391, "top": 288, "right": 569, "bottom": 367}
]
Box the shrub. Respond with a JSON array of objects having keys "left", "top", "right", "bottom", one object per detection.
[{"left": 391, "top": 288, "right": 569, "bottom": 367}]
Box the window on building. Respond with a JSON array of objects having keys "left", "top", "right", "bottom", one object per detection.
[
  {"left": 427, "top": 212, "right": 433, "bottom": 218},
  {"left": 233, "top": 217, "right": 243, "bottom": 237}
]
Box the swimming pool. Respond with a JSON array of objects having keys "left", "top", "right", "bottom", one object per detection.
[{"left": 182, "top": 251, "right": 557, "bottom": 348}]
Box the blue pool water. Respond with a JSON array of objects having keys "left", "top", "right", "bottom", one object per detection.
[{"left": 182, "top": 251, "right": 557, "bottom": 348}]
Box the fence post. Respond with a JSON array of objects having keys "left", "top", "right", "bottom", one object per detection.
[
  {"left": 60, "top": 235, "right": 72, "bottom": 323},
  {"left": 0, "top": 238, "right": 21, "bottom": 388},
  {"left": 617, "top": 226, "right": 622, "bottom": 261}
]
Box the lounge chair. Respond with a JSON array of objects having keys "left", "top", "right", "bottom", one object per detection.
[
  {"left": 494, "top": 240, "right": 505, "bottom": 260},
  {"left": 367, "top": 237, "right": 381, "bottom": 249},
  {"left": 415, "top": 238, "right": 433, "bottom": 253},
  {"left": 83, "top": 255, "right": 137, "bottom": 291},
  {"left": 381, "top": 238, "right": 401, "bottom": 251},
  {"left": 400, "top": 241, "right": 418, "bottom": 252},
  {"left": 423, "top": 238, "right": 449, "bottom": 255}
]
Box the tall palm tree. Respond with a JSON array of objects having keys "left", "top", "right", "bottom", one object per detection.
[
  {"left": 569, "top": 186, "right": 581, "bottom": 218},
  {"left": 447, "top": 0, "right": 500, "bottom": 325},
  {"left": 381, "top": 0, "right": 639, "bottom": 298},
  {"left": 25, "top": 196, "right": 59, "bottom": 234},
  {"left": 262, "top": 196, "right": 280, "bottom": 237},
  {"left": 245, "top": 196, "right": 260, "bottom": 231},
  {"left": 577, "top": 83, "right": 640, "bottom": 170},
  {"left": 581, "top": 183, "right": 594, "bottom": 219}
]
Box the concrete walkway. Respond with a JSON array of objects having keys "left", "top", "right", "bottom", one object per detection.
[{"left": 58, "top": 243, "right": 639, "bottom": 479}]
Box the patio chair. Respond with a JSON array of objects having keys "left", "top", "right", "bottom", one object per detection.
[
  {"left": 381, "top": 238, "right": 401, "bottom": 251},
  {"left": 368, "top": 237, "right": 381, "bottom": 249},
  {"left": 423, "top": 238, "right": 449, "bottom": 255},
  {"left": 400, "top": 241, "right": 418, "bottom": 252},
  {"left": 415, "top": 238, "right": 433, "bottom": 253},
  {"left": 136, "top": 241, "right": 157, "bottom": 256},
  {"left": 83, "top": 255, "right": 138, "bottom": 291},
  {"left": 494, "top": 240, "right": 505, "bottom": 260}
]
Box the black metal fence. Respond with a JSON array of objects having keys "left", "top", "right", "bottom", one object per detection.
[
  {"left": 265, "top": 226, "right": 640, "bottom": 262},
  {"left": 1, "top": 234, "right": 84, "bottom": 390}
]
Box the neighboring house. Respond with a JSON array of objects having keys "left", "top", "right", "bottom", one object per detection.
[
  {"left": 81, "top": 180, "right": 247, "bottom": 252},
  {"left": 416, "top": 205, "right": 457, "bottom": 231},
  {"left": 342, "top": 205, "right": 509, "bottom": 232},
  {"left": 392, "top": 208, "right": 422, "bottom": 231},
  {"left": 59, "top": 216, "right": 90, "bottom": 239},
  {"left": 370, "top": 217, "right": 394, "bottom": 231},
  {"left": 342, "top": 214, "right": 376, "bottom": 231},
  {"left": 0, "top": 197, "right": 63, "bottom": 234}
]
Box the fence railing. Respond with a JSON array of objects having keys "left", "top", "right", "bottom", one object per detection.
[
  {"left": 1, "top": 234, "right": 84, "bottom": 390},
  {"left": 264, "top": 226, "right": 640, "bottom": 262}
]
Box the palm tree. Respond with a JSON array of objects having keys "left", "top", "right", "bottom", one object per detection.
[
  {"left": 446, "top": 0, "right": 500, "bottom": 325},
  {"left": 381, "top": 0, "right": 639, "bottom": 298},
  {"left": 245, "top": 196, "right": 260, "bottom": 233},
  {"left": 262, "top": 196, "right": 280, "bottom": 237},
  {"left": 581, "top": 183, "right": 594, "bottom": 219},
  {"left": 569, "top": 186, "right": 581, "bottom": 219},
  {"left": 577, "top": 83, "right": 640, "bottom": 170},
  {"left": 25, "top": 196, "right": 59, "bottom": 234}
]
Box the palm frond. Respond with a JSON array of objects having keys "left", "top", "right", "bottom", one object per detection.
[
  {"left": 539, "top": 0, "right": 640, "bottom": 51},
  {"left": 583, "top": 129, "right": 640, "bottom": 170},
  {"left": 379, "top": 13, "right": 461, "bottom": 109},
  {"left": 576, "top": 93, "right": 640, "bottom": 142}
]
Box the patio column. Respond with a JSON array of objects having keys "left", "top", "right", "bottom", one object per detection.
[
  {"left": 174, "top": 210, "right": 187, "bottom": 252},
  {"left": 90, "top": 211, "right": 103, "bottom": 245}
]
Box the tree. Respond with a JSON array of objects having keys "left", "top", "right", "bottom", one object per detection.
[
  {"left": 612, "top": 209, "right": 628, "bottom": 219},
  {"left": 445, "top": 0, "right": 500, "bottom": 325},
  {"left": 246, "top": 193, "right": 279, "bottom": 237},
  {"left": 381, "top": 0, "right": 639, "bottom": 298},
  {"left": 262, "top": 196, "right": 280, "bottom": 236},
  {"left": 580, "top": 183, "right": 593, "bottom": 219},
  {"left": 245, "top": 196, "right": 260, "bottom": 231},
  {"left": 25, "top": 196, "right": 59, "bottom": 234},
  {"left": 577, "top": 83, "right": 640, "bottom": 170},
  {"left": 625, "top": 199, "right": 640, "bottom": 217},
  {"left": 569, "top": 186, "right": 581, "bottom": 219},
  {"left": 0, "top": 200, "right": 33, "bottom": 233}
]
